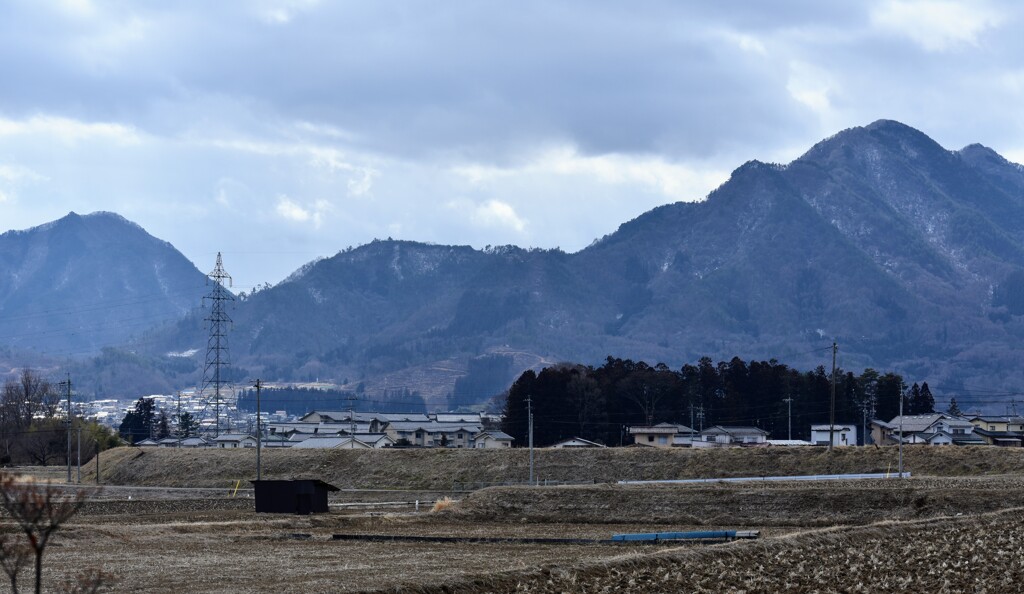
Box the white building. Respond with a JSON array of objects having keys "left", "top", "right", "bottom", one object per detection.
[{"left": 810, "top": 424, "right": 857, "bottom": 447}]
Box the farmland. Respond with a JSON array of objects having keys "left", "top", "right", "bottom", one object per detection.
[{"left": 11, "top": 445, "right": 1024, "bottom": 592}]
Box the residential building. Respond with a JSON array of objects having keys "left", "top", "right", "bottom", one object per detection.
[
  {"left": 870, "top": 413, "right": 979, "bottom": 446},
  {"left": 550, "top": 437, "right": 605, "bottom": 448},
  {"left": 810, "top": 424, "right": 857, "bottom": 447},
  {"left": 967, "top": 416, "right": 1024, "bottom": 432},
  {"left": 628, "top": 422, "right": 696, "bottom": 447},
  {"left": 696, "top": 426, "right": 769, "bottom": 446},
  {"left": 473, "top": 430, "right": 514, "bottom": 449}
]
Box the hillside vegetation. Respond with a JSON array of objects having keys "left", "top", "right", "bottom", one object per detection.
[{"left": 89, "top": 445, "right": 1024, "bottom": 489}]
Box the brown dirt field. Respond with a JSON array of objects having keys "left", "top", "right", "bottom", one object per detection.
[
  {"left": 40, "top": 506, "right": 664, "bottom": 593},
  {"left": 82, "top": 444, "right": 1024, "bottom": 489},
  {"left": 11, "top": 447, "right": 1024, "bottom": 592},
  {"left": 447, "top": 475, "right": 1024, "bottom": 526},
  {"left": 395, "top": 507, "right": 1024, "bottom": 593}
]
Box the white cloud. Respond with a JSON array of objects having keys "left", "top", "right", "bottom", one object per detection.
[
  {"left": 469, "top": 200, "right": 527, "bottom": 232},
  {"left": 0, "top": 189, "right": 9, "bottom": 203},
  {"left": 0, "top": 164, "right": 46, "bottom": 183},
  {"left": 787, "top": 61, "right": 838, "bottom": 121},
  {"left": 453, "top": 146, "right": 726, "bottom": 202},
  {"left": 275, "top": 195, "right": 329, "bottom": 227},
  {"left": 871, "top": 0, "right": 1003, "bottom": 51},
  {"left": 256, "top": 0, "right": 322, "bottom": 24},
  {"left": 716, "top": 30, "right": 769, "bottom": 55},
  {"left": 0, "top": 115, "right": 141, "bottom": 145}
]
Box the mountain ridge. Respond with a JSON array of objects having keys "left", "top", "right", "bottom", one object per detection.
[{"left": 7, "top": 120, "right": 1024, "bottom": 407}]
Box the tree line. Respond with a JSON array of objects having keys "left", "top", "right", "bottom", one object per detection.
[
  {"left": 1, "top": 370, "right": 119, "bottom": 466},
  {"left": 501, "top": 356, "right": 937, "bottom": 447}
]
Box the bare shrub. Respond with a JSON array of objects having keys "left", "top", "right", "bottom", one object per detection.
[
  {"left": 0, "top": 474, "right": 94, "bottom": 594},
  {"left": 431, "top": 497, "right": 456, "bottom": 513}
]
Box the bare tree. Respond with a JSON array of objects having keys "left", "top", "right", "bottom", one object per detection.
[
  {"left": 0, "top": 474, "right": 91, "bottom": 594},
  {"left": 1, "top": 370, "right": 60, "bottom": 463},
  {"left": 0, "top": 530, "right": 31, "bottom": 593}
]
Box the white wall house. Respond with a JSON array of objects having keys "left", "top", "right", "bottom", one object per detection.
[{"left": 810, "top": 424, "right": 857, "bottom": 446}]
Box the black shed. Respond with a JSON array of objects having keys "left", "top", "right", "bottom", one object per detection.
[{"left": 251, "top": 479, "right": 340, "bottom": 514}]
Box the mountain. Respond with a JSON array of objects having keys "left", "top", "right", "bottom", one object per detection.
[
  {"left": 0, "top": 212, "right": 209, "bottom": 355},
  {"left": 17, "top": 120, "right": 1024, "bottom": 406},
  {"left": 123, "top": 120, "right": 1024, "bottom": 406}
]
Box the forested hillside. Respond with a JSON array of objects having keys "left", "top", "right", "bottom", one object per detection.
[{"left": 501, "top": 356, "right": 940, "bottom": 447}]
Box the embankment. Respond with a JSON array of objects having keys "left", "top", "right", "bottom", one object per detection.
[{"left": 85, "top": 444, "right": 1024, "bottom": 489}]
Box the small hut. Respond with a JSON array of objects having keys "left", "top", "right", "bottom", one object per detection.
[{"left": 251, "top": 479, "right": 339, "bottom": 515}]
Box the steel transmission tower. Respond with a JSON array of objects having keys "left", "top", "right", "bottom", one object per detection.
[{"left": 200, "top": 252, "right": 235, "bottom": 436}]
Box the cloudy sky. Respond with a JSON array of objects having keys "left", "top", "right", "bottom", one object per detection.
[{"left": 1, "top": 0, "right": 1022, "bottom": 287}]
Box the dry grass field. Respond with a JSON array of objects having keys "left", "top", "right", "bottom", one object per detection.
[{"left": 7, "top": 445, "right": 1024, "bottom": 592}]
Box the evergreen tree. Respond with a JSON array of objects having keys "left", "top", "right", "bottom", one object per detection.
[
  {"left": 919, "top": 382, "right": 935, "bottom": 414},
  {"left": 118, "top": 398, "right": 156, "bottom": 444},
  {"left": 176, "top": 411, "right": 200, "bottom": 437},
  {"left": 907, "top": 383, "right": 923, "bottom": 414},
  {"left": 155, "top": 410, "right": 171, "bottom": 439},
  {"left": 947, "top": 397, "right": 962, "bottom": 417}
]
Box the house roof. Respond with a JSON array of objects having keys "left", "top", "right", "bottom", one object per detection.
[
  {"left": 214, "top": 433, "right": 256, "bottom": 442},
  {"left": 550, "top": 437, "right": 605, "bottom": 448},
  {"left": 629, "top": 423, "right": 695, "bottom": 435},
  {"left": 475, "top": 430, "right": 514, "bottom": 441},
  {"left": 887, "top": 414, "right": 949, "bottom": 433},
  {"left": 291, "top": 436, "right": 371, "bottom": 449},
  {"left": 386, "top": 421, "right": 481, "bottom": 432},
  {"left": 810, "top": 424, "right": 856, "bottom": 431},
  {"left": 700, "top": 425, "right": 769, "bottom": 436},
  {"left": 969, "top": 415, "right": 1024, "bottom": 424},
  {"left": 433, "top": 413, "right": 483, "bottom": 423}
]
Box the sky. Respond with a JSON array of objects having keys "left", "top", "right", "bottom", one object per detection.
[{"left": 1, "top": 0, "right": 1023, "bottom": 288}]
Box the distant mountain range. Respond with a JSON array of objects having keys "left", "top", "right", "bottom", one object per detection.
[
  {"left": 5, "top": 120, "right": 1024, "bottom": 407},
  {"left": 0, "top": 212, "right": 207, "bottom": 355}
]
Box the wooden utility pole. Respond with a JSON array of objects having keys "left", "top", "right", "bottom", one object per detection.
[
  {"left": 783, "top": 396, "right": 793, "bottom": 440},
  {"left": 63, "top": 374, "right": 72, "bottom": 483},
  {"left": 254, "top": 379, "right": 262, "bottom": 481},
  {"left": 527, "top": 395, "right": 534, "bottom": 485},
  {"left": 829, "top": 342, "right": 837, "bottom": 452}
]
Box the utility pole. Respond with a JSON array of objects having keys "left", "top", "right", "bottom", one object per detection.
[
  {"left": 829, "top": 342, "right": 837, "bottom": 452},
  {"left": 176, "top": 391, "right": 183, "bottom": 448},
  {"left": 254, "top": 379, "right": 262, "bottom": 481},
  {"left": 528, "top": 395, "right": 536, "bottom": 487},
  {"left": 63, "top": 374, "right": 72, "bottom": 483},
  {"left": 783, "top": 396, "right": 793, "bottom": 440},
  {"left": 344, "top": 393, "right": 357, "bottom": 449},
  {"left": 77, "top": 426, "right": 81, "bottom": 484},
  {"left": 697, "top": 405, "right": 705, "bottom": 432},
  {"left": 898, "top": 388, "right": 904, "bottom": 478}
]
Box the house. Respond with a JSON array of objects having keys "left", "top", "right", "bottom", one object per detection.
[
  {"left": 473, "top": 430, "right": 514, "bottom": 449},
  {"left": 871, "top": 413, "right": 978, "bottom": 446},
  {"left": 971, "top": 428, "right": 1024, "bottom": 447},
  {"left": 291, "top": 436, "right": 373, "bottom": 449},
  {"left": 628, "top": 423, "right": 696, "bottom": 447},
  {"left": 550, "top": 437, "right": 605, "bottom": 448},
  {"left": 810, "top": 424, "right": 857, "bottom": 447},
  {"left": 696, "top": 426, "right": 769, "bottom": 446},
  {"left": 967, "top": 416, "right": 1024, "bottom": 432},
  {"left": 213, "top": 433, "right": 258, "bottom": 448},
  {"left": 384, "top": 421, "right": 481, "bottom": 447},
  {"left": 156, "top": 436, "right": 212, "bottom": 448},
  {"left": 135, "top": 438, "right": 160, "bottom": 447}
]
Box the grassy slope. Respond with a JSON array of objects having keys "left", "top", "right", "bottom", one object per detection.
[{"left": 88, "top": 445, "right": 1024, "bottom": 489}]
